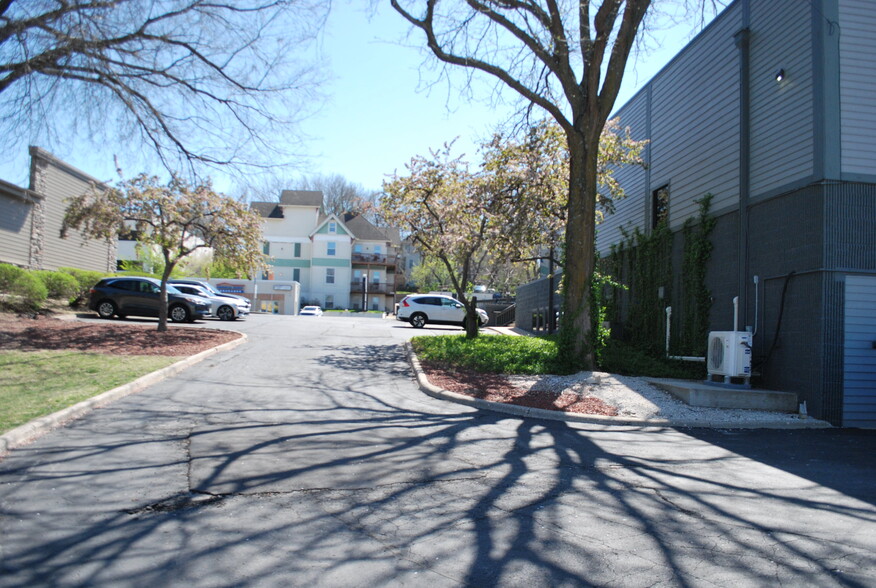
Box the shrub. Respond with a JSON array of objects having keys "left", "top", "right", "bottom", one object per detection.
[
  {"left": 0, "top": 263, "right": 25, "bottom": 291},
  {"left": 58, "top": 267, "right": 109, "bottom": 305},
  {"left": 34, "top": 270, "right": 80, "bottom": 300},
  {"left": 411, "top": 334, "right": 576, "bottom": 375},
  {"left": 8, "top": 272, "right": 48, "bottom": 311},
  {"left": 598, "top": 340, "right": 706, "bottom": 379}
]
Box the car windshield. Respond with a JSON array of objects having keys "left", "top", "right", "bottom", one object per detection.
[{"left": 166, "top": 284, "right": 182, "bottom": 294}]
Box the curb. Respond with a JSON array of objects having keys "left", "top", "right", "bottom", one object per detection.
[
  {"left": 404, "top": 342, "right": 832, "bottom": 429},
  {"left": 0, "top": 333, "right": 248, "bottom": 457}
]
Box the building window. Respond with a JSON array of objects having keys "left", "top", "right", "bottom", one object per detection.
[
  {"left": 652, "top": 185, "right": 669, "bottom": 228},
  {"left": 374, "top": 244, "right": 382, "bottom": 254},
  {"left": 262, "top": 241, "right": 270, "bottom": 255},
  {"left": 372, "top": 271, "right": 381, "bottom": 283},
  {"left": 354, "top": 244, "right": 362, "bottom": 254},
  {"left": 294, "top": 243, "right": 301, "bottom": 258},
  {"left": 329, "top": 221, "right": 337, "bottom": 233},
  {"left": 326, "top": 268, "right": 335, "bottom": 284},
  {"left": 325, "top": 294, "right": 334, "bottom": 309},
  {"left": 327, "top": 242, "right": 336, "bottom": 256},
  {"left": 293, "top": 269, "right": 300, "bottom": 282}
]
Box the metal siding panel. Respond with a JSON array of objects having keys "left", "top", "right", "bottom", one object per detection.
[
  {"left": 843, "top": 275, "right": 876, "bottom": 427},
  {"left": 598, "top": 94, "right": 648, "bottom": 254},
  {"left": 749, "top": 0, "right": 815, "bottom": 195},
  {"left": 840, "top": 0, "right": 876, "bottom": 175},
  {"left": 649, "top": 5, "right": 742, "bottom": 230},
  {"left": 0, "top": 196, "right": 33, "bottom": 266},
  {"left": 37, "top": 161, "right": 112, "bottom": 271}
]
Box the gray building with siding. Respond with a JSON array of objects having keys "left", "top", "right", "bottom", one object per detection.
[
  {"left": 0, "top": 147, "right": 116, "bottom": 273},
  {"left": 518, "top": 0, "right": 876, "bottom": 427}
]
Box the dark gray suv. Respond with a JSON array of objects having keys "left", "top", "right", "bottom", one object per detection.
[{"left": 88, "top": 277, "right": 211, "bottom": 323}]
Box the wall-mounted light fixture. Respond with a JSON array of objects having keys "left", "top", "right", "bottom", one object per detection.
[{"left": 775, "top": 68, "right": 785, "bottom": 82}]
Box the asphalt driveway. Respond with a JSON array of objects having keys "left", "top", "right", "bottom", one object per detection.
[{"left": 1, "top": 314, "right": 874, "bottom": 587}]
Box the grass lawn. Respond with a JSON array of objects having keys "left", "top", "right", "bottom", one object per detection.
[{"left": 0, "top": 351, "right": 178, "bottom": 434}]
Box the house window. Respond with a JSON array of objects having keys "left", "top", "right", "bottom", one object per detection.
[
  {"left": 327, "top": 242, "right": 336, "bottom": 256},
  {"left": 293, "top": 269, "right": 300, "bottom": 282},
  {"left": 326, "top": 268, "right": 335, "bottom": 284},
  {"left": 374, "top": 245, "right": 382, "bottom": 255},
  {"left": 262, "top": 241, "right": 270, "bottom": 255},
  {"left": 372, "top": 271, "right": 381, "bottom": 283},
  {"left": 329, "top": 222, "right": 337, "bottom": 233},
  {"left": 652, "top": 185, "right": 669, "bottom": 228},
  {"left": 325, "top": 294, "right": 334, "bottom": 309},
  {"left": 294, "top": 243, "right": 301, "bottom": 258},
  {"left": 354, "top": 244, "right": 362, "bottom": 254}
]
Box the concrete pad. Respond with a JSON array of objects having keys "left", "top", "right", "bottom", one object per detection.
[{"left": 645, "top": 378, "right": 799, "bottom": 412}]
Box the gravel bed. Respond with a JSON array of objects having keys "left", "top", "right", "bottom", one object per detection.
[{"left": 504, "top": 371, "right": 819, "bottom": 427}]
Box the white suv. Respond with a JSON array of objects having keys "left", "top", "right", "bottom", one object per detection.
[{"left": 396, "top": 294, "right": 489, "bottom": 329}]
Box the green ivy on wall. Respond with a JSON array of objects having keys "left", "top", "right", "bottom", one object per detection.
[
  {"left": 678, "top": 194, "right": 716, "bottom": 356},
  {"left": 602, "top": 194, "right": 715, "bottom": 357}
]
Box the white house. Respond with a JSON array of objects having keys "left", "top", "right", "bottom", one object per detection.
[{"left": 251, "top": 191, "right": 402, "bottom": 312}]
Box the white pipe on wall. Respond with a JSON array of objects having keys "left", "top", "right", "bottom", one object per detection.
[{"left": 665, "top": 305, "right": 706, "bottom": 362}]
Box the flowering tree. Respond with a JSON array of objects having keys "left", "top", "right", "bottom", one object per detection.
[
  {"left": 382, "top": 144, "right": 494, "bottom": 337},
  {"left": 483, "top": 118, "right": 647, "bottom": 263},
  {"left": 383, "top": 120, "right": 646, "bottom": 339},
  {"left": 63, "top": 175, "right": 265, "bottom": 331}
]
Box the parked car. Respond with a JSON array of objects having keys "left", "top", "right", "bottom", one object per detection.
[
  {"left": 299, "top": 305, "right": 323, "bottom": 316},
  {"left": 168, "top": 280, "right": 252, "bottom": 313},
  {"left": 396, "top": 294, "right": 489, "bottom": 329},
  {"left": 88, "top": 277, "right": 211, "bottom": 323},
  {"left": 171, "top": 283, "right": 248, "bottom": 321}
]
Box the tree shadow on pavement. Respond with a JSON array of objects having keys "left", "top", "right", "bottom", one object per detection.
[{"left": 1, "top": 343, "right": 874, "bottom": 587}]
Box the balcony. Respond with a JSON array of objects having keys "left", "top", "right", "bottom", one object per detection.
[
  {"left": 350, "top": 281, "right": 395, "bottom": 294},
  {"left": 351, "top": 252, "right": 397, "bottom": 268}
]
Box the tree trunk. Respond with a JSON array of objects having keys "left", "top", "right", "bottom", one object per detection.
[
  {"left": 158, "top": 260, "right": 174, "bottom": 332},
  {"left": 464, "top": 297, "right": 480, "bottom": 339},
  {"left": 559, "top": 129, "right": 599, "bottom": 369}
]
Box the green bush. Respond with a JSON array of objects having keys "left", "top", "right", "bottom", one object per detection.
[
  {"left": 0, "top": 263, "right": 25, "bottom": 291},
  {"left": 411, "top": 333, "right": 705, "bottom": 380},
  {"left": 598, "top": 340, "right": 706, "bottom": 379},
  {"left": 411, "top": 334, "right": 576, "bottom": 375},
  {"left": 8, "top": 272, "right": 48, "bottom": 311},
  {"left": 34, "top": 270, "right": 80, "bottom": 300},
  {"left": 58, "top": 267, "right": 109, "bottom": 305}
]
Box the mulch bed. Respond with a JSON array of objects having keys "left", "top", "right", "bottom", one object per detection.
[
  {"left": 420, "top": 361, "right": 618, "bottom": 416},
  {"left": 0, "top": 313, "right": 241, "bottom": 356}
]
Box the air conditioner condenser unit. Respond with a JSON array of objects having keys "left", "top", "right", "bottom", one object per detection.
[{"left": 707, "top": 331, "right": 752, "bottom": 378}]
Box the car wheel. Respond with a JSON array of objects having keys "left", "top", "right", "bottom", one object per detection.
[
  {"left": 169, "top": 304, "right": 190, "bottom": 323},
  {"left": 96, "top": 300, "right": 117, "bottom": 319},
  {"left": 217, "top": 305, "right": 235, "bottom": 321},
  {"left": 410, "top": 313, "right": 427, "bottom": 328}
]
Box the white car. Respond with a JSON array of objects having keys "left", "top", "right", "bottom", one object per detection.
[
  {"left": 300, "top": 305, "right": 323, "bottom": 316},
  {"left": 171, "top": 284, "right": 248, "bottom": 321},
  {"left": 396, "top": 294, "right": 488, "bottom": 329},
  {"left": 169, "top": 280, "right": 251, "bottom": 313}
]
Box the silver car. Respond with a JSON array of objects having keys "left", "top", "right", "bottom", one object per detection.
[
  {"left": 396, "top": 294, "right": 488, "bottom": 329},
  {"left": 172, "top": 284, "right": 248, "bottom": 321}
]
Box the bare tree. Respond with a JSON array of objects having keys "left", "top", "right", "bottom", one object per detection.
[
  {"left": 300, "top": 173, "right": 379, "bottom": 218},
  {"left": 390, "top": 0, "right": 719, "bottom": 367},
  {"left": 0, "top": 0, "right": 327, "bottom": 175}
]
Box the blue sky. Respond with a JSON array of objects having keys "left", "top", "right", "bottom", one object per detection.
[{"left": 0, "top": 2, "right": 722, "bottom": 194}]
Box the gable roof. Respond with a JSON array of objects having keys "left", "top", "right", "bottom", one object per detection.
[
  {"left": 309, "top": 212, "right": 352, "bottom": 238},
  {"left": 250, "top": 201, "right": 283, "bottom": 218},
  {"left": 280, "top": 190, "right": 323, "bottom": 207},
  {"left": 343, "top": 212, "right": 398, "bottom": 243}
]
